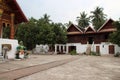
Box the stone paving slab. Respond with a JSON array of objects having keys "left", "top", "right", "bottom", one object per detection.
[
  {"left": 0, "top": 55, "right": 76, "bottom": 73},
  {"left": 0, "top": 57, "right": 79, "bottom": 80},
  {"left": 19, "top": 56, "right": 120, "bottom": 80}
]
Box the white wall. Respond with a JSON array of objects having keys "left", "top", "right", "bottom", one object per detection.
[
  {"left": 67, "top": 42, "right": 120, "bottom": 55},
  {"left": 67, "top": 43, "right": 87, "bottom": 54},
  {"left": 115, "top": 45, "right": 120, "bottom": 53},
  {"left": 0, "top": 39, "right": 18, "bottom": 59}
]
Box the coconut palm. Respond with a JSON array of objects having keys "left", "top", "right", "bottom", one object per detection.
[
  {"left": 42, "top": 13, "right": 51, "bottom": 24},
  {"left": 90, "top": 7, "right": 107, "bottom": 30},
  {"left": 76, "top": 11, "right": 90, "bottom": 28}
]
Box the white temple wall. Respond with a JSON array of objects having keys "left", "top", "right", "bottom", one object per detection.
[
  {"left": 67, "top": 42, "right": 120, "bottom": 55},
  {"left": 0, "top": 39, "right": 18, "bottom": 59}
]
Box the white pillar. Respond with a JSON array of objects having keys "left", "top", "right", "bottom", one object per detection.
[
  {"left": 54, "top": 44, "right": 57, "bottom": 54},
  {"left": 59, "top": 45, "right": 61, "bottom": 52},
  {"left": 66, "top": 45, "right": 69, "bottom": 54},
  {"left": 92, "top": 41, "right": 95, "bottom": 52},
  {"left": 63, "top": 45, "right": 65, "bottom": 53}
]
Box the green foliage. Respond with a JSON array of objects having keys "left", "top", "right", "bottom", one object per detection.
[
  {"left": 75, "top": 6, "right": 107, "bottom": 30},
  {"left": 90, "top": 51, "right": 101, "bottom": 56},
  {"left": 76, "top": 11, "right": 90, "bottom": 28},
  {"left": 90, "top": 6, "right": 107, "bottom": 30},
  {"left": 3, "top": 26, "right": 10, "bottom": 38},
  {"left": 109, "top": 19, "right": 120, "bottom": 46},
  {"left": 70, "top": 50, "right": 77, "bottom": 55},
  {"left": 15, "top": 14, "right": 67, "bottom": 50},
  {"left": 114, "top": 52, "right": 120, "bottom": 57}
]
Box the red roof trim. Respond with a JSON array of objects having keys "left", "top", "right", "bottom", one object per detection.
[
  {"left": 14, "top": 0, "right": 28, "bottom": 22},
  {"left": 97, "top": 18, "right": 114, "bottom": 32},
  {"left": 84, "top": 26, "right": 96, "bottom": 33},
  {"left": 67, "top": 24, "right": 83, "bottom": 33}
]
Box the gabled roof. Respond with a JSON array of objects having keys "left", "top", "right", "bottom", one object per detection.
[
  {"left": 97, "top": 18, "right": 115, "bottom": 32},
  {"left": 5, "top": 0, "right": 28, "bottom": 24},
  {"left": 67, "top": 24, "right": 84, "bottom": 33},
  {"left": 84, "top": 26, "right": 96, "bottom": 33}
]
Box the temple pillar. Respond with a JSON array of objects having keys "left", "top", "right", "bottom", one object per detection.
[
  {"left": 10, "top": 13, "right": 15, "bottom": 39},
  {"left": 66, "top": 45, "right": 69, "bottom": 54},
  {"left": 54, "top": 44, "right": 57, "bottom": 54},
  {"left": 0, "top": 9, "right": 3, "bottom": 38}
]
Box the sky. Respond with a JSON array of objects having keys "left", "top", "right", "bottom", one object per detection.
[{"left": 17, "top": 0, "right": 120, "bottom": 24}]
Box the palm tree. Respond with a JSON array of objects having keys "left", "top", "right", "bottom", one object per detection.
[
  {"left": 76, "top": 11, "right": 90, "bottom": 28},
  {"left": 90, "top": 7, "right": 107, "bottom": 30},
  {"left": 42, "top": 13, "right": 51, "bottom": 24}
]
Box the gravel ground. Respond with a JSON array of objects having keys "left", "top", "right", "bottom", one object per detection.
[{"left": 19, "top": 55, "right": 120, "bottom": 80}]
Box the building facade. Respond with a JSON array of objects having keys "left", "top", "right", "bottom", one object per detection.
[
  {"left": 66, "top": 19, "right": 120, "bottom": 55},
  {"left": 0, "top": 0, "right": 27, "bottom": 59},
  {"left": 0, "top": 0, "right": 27, "bottom": 39}
]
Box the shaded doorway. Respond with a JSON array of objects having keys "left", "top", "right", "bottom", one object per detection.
[
  {"left": 88, "top": 37, "right": 93, "bottom": 44},
  {"left": 69, "top": 46, "right": 76, "bottom": 53}
]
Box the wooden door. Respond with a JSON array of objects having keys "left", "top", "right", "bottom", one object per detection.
[
  {"left": 109, "top": 45, "right": 114, "bottom": 54},
  {"left": 96, "top": 46, "right": 100, "bottom": 53}
]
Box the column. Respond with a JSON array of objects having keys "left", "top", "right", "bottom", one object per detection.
[
  {"left": 59, "top": 45, "right": 61, "bottom": 52},
  {"left": 62, "top": 45, "right": 64, "bottom": 53},
  {"left": 10, "top": 13, "right": 15, "bottom": 39},
  {"left": 66, "top": 45, "right": 69, "bottom": 54},
  {"left": 54, "top": 44, "right": 57, "bottom": 54},
  {"left": 0, "top": 9, "right": 3, "bottom": 38}
]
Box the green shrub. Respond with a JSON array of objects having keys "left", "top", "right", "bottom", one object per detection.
[
  {"left": 91, "top": 51, "right": 101, "bottom": 56},
  {"left": 114, "top": 52, "right": 120, "bottom": 57},
  {"left": 70, "top": 50, "right": 77, "bottom": 55}
]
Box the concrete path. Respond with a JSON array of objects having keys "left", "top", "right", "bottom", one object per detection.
[
  {"left": 0, "top": 55, "right": 120, "bottom": 80},
  {"left": 0, "top": 55, "right": 79, "bottom": 80},
  {"left": 19, "top": 55, "right": 120, "bottom": 80}
]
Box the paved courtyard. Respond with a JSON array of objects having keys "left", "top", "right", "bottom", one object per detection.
[{"left": 0, "top": 55, "right": 120, "bottom": 80}]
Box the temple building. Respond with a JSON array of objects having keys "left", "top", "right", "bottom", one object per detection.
[
  {"left": 55, "top": 19, "right": 120, "bottom": 55},
  {"left": 0, "top": 0, "right": 27, "bottom": 39},
  {"left": 66, "top": 19, "right": 120, "bottom": 54},
  {"left": 0, "top": 0, "right": 27, "bottom": 59}
]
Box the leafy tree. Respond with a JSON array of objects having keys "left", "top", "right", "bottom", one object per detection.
[
  {"left": 52, "top": 23, "right": 67, "bottom": 44},
  {"left": 90, "top": 7, "right": 107, "bottom": 30},
  {"left": 64, "top": 21, "right": 73, "bottom": 28},
  {"left": 76, "top": 11, "right": 90, "bottom": 28},
  {"left": 15, "top": 14, "right": 67, "bottom": 50},
  {"left": 3, "top": 26, "right": 10, "bottom": 38},
  {"left": 16, "top": 18, "right": 40, "bottom": 49},
  {"left": 109, "top": 19, "right": 120, "bottom": 46}
]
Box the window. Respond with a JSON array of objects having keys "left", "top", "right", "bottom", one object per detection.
[{"left": 3, "top": 23, "right": 6, "bottom": 27}]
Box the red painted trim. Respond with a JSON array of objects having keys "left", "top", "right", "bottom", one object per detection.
[
  {"left": 13, "top": 0, "right": 28, "bottom": 22},
  {"left": 84, "top": 26, "right": 96, "bottom": 33}
]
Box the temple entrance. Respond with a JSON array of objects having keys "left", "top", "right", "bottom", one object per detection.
[
  {"left": 88, "top": 37, "right": 93, "bottom": 44},
  {"left": 69, "top": 46, "right": 76, "bottom": 53}
]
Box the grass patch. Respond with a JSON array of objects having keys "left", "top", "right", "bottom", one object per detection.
[
  {"left": 114, "top": 52, "right": 120, "bottom": 57},
  {"left": 70, "top": 50, "right": 77, "bottom": 55},
  {"left": 90, "top": 51, "right": 101, "bottom": 56}
]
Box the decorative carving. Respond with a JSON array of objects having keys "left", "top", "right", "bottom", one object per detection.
[
  {"left": 0, "top": 1, "right": 11, "bottom": 12},
  {"left": 11, "top": 13, "right": 15, "bottom": 17},
  {"left": 0, "top": 8, "right": 3, "bottom": 16}
]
